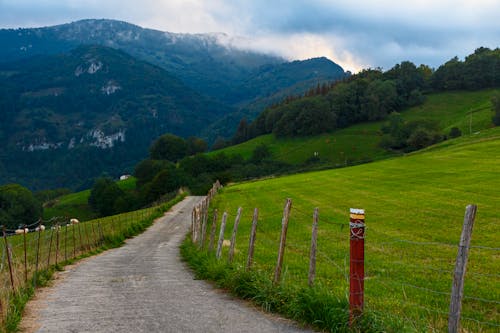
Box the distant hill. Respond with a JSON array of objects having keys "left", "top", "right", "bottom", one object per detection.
[
  {"left": 211, "top": 89, "right": 499, "bottom": 166},
  {"left": 0, "top": 45, "right": 232, "bottom": 190},
  {"left": 0, "top": 19, "right": 347, "bottom": 109}
]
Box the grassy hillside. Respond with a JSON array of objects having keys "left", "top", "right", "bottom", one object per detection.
[
  {"left": 201, "top": 126, "right": 500, "bottom": 332},
  {"left": 43, "top": 177, "right": 137, "bottom": 221},
  {"left": 212, "top": 89, "right": 498, "bottom": 167}
]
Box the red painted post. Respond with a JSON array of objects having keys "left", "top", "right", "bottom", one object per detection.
[{"left": 349, "top": 208, "right": 365, "bottom": 325}]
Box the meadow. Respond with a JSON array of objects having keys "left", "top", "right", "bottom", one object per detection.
[
  {"left": 213, "top": 89, "right": 498, "bottom": 167},
  {"left": 187, "top": 126, "right": 500, "bottom": 332},
  {"left": 43, "top": 177, "right": 137, "bottom": 221}
]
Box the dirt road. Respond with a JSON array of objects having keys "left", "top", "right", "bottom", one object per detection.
[{"left": 23, "top": 196, "right": 311, "bottom": 332}]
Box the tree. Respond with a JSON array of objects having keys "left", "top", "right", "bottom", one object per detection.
[
  {"left": 232, "top": 118, "right": 249, "bottom": 144},
  {"left": 186, "top": 136, "right": 208, "bottom": 156},
  {"left": 88, "top": 177, "right": 125, "bottom": 216},
  {"left": 149, "top": 134, "right": 188, "bottom": 162},
  {"left": 211, "top": 137, "right": 230, "bottom": 151},
  {"left": 134, "top": 159, "right": 174, "bottom": 187},
  {"left": 0, "top": 184, "right": 42, "bottom": 229},
  {"left": 147, "top": 169, "right": 182, "bottom": 202}
]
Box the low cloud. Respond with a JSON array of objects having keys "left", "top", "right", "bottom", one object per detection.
[{"left": 1, "top": 0, "right": 498, "bottom": 72}]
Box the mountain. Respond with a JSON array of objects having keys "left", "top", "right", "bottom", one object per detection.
[
  {"left": 0, "top": 19, "right": 348, "bottom": 190},
  {"left": 0, "top": 45, "right": 232, "bottom": 190},
  {"left": 201, "top": 57, "right": 347, "bottom": 141},
  {"left": 0, "top": 19, "right": 347, "bottom": 108}
]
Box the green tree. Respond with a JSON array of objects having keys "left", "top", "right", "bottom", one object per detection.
[
  {"left": 0, "top": 184, "right": 42, "bottom": 229},
  {"left": 147, "top": 169, "right": 181, "bottom": 202},
  {"left": 149, "top": 134, "right": 188, "bottom": 162},
  {"left": 232, "top": 118, "right": 249, "bottom": 144},
  {"left": 88, "top": 177, "right": 125, "bottom": 216},
  {"left": 186, "top": 136, "right": 208, "bottom": 155},
  {"left": 134, "top": 159, "right": 174, "bottom": 187}
]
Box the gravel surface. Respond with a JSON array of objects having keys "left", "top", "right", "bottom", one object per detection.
[{"left": 26, "top": 196, "right": 312, "bottom": 333}]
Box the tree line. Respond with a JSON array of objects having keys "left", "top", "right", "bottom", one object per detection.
[{"left": 231, "top": 47, "right": 499, "bottom": 144}]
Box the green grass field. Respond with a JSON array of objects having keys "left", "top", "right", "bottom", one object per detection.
[
  {"left": 202, "top": 126, "right": 500, "bottom": 332},
  {"left": 212, "top": 89, "right": 499, "bottom": 167},
  {"left": 43, "top": 177, "right": 137, "bottom": 221}
]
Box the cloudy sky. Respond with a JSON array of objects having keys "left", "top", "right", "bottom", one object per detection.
[{"left": 1, "top": 0, "right": 499, "bottom": 72}]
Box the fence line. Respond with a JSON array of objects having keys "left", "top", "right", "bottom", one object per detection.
[
  {"left": 191, "top": 187, "right": 498, "bottom": 332},
  {"left": 0, "top": 198, "right": 180, "bottom": 326}
]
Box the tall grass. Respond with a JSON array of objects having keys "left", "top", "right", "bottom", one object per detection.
[{"left": 0, "top": 193, "right": 185, "bottom": 333}]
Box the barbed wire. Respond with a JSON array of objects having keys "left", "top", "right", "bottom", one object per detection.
[{"left": 463, "top": 294, "right": 500, "bottom": 305}]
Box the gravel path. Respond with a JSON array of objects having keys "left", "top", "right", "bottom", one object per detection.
[{"left": 24, "top": 196, "right": 311, "bottom": 333}]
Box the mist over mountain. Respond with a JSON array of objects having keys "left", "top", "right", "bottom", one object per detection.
[{"left": 0, "top": 19, "right": 347, "bottom": 107}]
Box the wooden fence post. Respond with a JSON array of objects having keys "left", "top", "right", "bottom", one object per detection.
[
  {"left": 55, "top": 225, "right": 60, "bottom": 266},
  {"left": 274, "top": 199, "right": 292, "bottom": 284},
  {"left": 64, "top": 224, "right": 68, "bottom": 262},
  {"left": 34, "top": 219, "right": 42, "bottom": 288},
  {"left": 448, "top": 204, "right": 477, "bottom": 333},
  {"left": 84, "top": 223, "right": 91, "bottom": 250},
  {"left": 308, "top": 208, "right": 319, "bottom": 287},
  {"left": 216, "top": 212, "right": 228, "bottom": 259},
  {"left": 200, "top": 200, "right": 209, "bottom": 248},
  {"left": 228, "top": 207, "right": 242, "bottom": 263},
  {"left": 47, "top": 227, "right": 54, "bottom": 267},
  {"left": 23, "top": 225, "right": 28, "bottom": 284},
  {"left": 208, "top": 209, "right": 218, "bottom": 252},
  {"left": 2, "top": 226, "right": 15, "bottom": 293},
  {"left": 73, "top": 222, "right": 76, "bottom": 258},
  {"left": 192, "top": 206, "right": 199, "bottom": 243},
  {"left": 91, "top": 223, "right": 98, "bottom": 247},
  {"left": 78, "top": 223, "right": 83, "bottom": 254},
  {"left": 98, "top": 222, "right": 104, "bottom": 245},
  {"left": 246, "top": 208, "right": 259, "bottom": 271},
  {"left": 349, "top": 208, "right": 365, "bottom": 326}
]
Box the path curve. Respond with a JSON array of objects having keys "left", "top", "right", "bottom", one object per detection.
[{"left": 23, "top": 196, "right": 312, "bottom": 333}]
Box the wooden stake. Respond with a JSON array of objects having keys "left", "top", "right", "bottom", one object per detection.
[
  {"left": 47, "top": 227, "right": 54, "bottom": 267},
  {"left": 64, "top": 224, "right": 68, "bottom": 262},
  {"left": 200, "top": 201, "right": 208, "bottom": 248},
  {"left": 228, "top": 207, "right": 242, "bottom": 263},
  {"left": 308, "top": 208, "right": 319, "bottom": 287},
  {"left": 73, "top": 222, "right": 76, "bottom": 258},
  {"left": 55, "top": 225, "right": 60, "bottom": 266},
  {"left": 3, "top": 226, "right": 15, "bottom": 293},
  {"left": 246, "top": 208, "right": 259, "bottom": 271},
  {"left": 274, "top": 199, "right": 292, "bottom": 284},
  {"left": 23, "top": 225, "right": 28, "bottom": 284},
  {"left": 208, "top": 209, "right": 218, "bottom": 252},
  {"left": 448, "top": 204, "right": 477, "bottom": 333},
  {"left": 78, "top": 223, "right": 83, "bottom": 255},
  {"left": 34, "top": 219, "right": 42, "bottom": 288},
  {"left": 216, "top": 212, "right": 228, "bottom": 259}
]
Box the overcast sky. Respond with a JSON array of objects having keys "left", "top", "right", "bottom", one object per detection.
[{"left": 1, "top": 0, "right": 499, "bottom": 72}]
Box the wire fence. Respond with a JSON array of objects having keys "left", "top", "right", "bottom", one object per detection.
[
  {"left": 191, "top": 193, "right": 499, "bottom": 332},
  {"left": 0, "top": 201, "right": 173, "bottom": 326}
]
